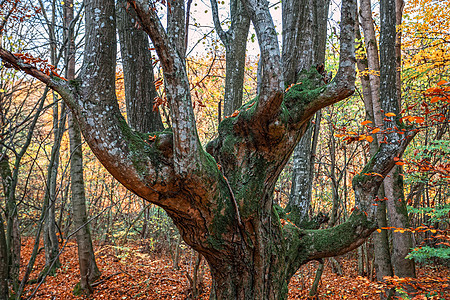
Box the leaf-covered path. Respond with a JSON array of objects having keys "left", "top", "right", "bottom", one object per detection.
[{"left": 19, "top": 238, "right": 449, "bottom": 299}]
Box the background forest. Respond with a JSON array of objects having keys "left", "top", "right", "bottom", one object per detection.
[{"left": 0, "top": 0, "right": 449, "bottom": 299}]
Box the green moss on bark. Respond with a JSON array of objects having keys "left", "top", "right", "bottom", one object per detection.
[
  {"left": 304, "top": 211, "right": 374, "bottom": 255},
  {"left": 116, "top": 117, "right": 173, "bottom": 178}
]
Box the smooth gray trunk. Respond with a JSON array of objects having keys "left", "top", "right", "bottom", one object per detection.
[
  {"left": 43, "top": 96, "right": 64, "bottom": 274},
  {"left": 210, "top": 0, "right": 250, "bottom": 116},
  {"left": 383, "top": 0, "right": 416, "bottom": 279},
  {"left": 65, "top": 0, "right": 101, "bottom": 294},
  {"left": 0, "top": 212, "right": 7, "bottom": 299},
  {"left": 358, "top": 0, "right": 395, "bottom": 284}
]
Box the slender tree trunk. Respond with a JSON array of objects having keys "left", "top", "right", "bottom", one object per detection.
[
  {"left": 286, "top": 121, "right": 315, "bottom": 224},
  {"left": 64, "top": 0, "right": 101, "bottom": 295},
  {"left": 68, "top": 112, "right": 101, "bottom": 293},
  {"left": 2, "top": 154, "right": 21, "bottom": 293},
  {"left": 40, "top": 0, "right": 64, "bottom": 275},
  {"left": 360, "top": 0, "right": 383, "bottom": 129},
  {"left": 383, "top": 0, "right": 416, "bottom": 279},
  {"left": 42, "top": 98, "right": 64, "bottom": 275},
  {"left": 309, "top": 260, "right": 325, "bottom": 297},
  {"left": 359, "top": 0, "right": 395, "bottom": 286},
  {"left": 0, "top": 154, "right": 9, "bottom": 298},
  {"left": 0, "top": 88, "right": 46, "bottom": 296},
  {"left": 384, "top": 167, "right": 416, "bottom": 278},
  {"left": 210, "top": 0, "right": 250, "bottom": 116},
  {"left": 0, "top": 212, "right": 7, "bottom": 299},
  {"left": 284, "top": 0, "right": 329, "bottom": 227}
]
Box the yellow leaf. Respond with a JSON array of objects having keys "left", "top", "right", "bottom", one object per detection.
[
  {"left": 385, "top": 112, "right": 396, "bottom": 117},
  {"left": 0, "top": 89, "right": 4, "bottom": 93},
  {"left": 376, "top": 229, "right": 382, "bottom": 233}
]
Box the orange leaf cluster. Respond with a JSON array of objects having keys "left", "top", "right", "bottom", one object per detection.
[{"left": 13, "top": 52, "right": 66, "bottom": 80}]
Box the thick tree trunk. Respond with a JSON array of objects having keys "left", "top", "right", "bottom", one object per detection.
[
  {"left": 205, "top": 219, "right": 288, "bottom": 299},
  {"left": 0, "top": 0, "right": 418, "bottom": 298}
]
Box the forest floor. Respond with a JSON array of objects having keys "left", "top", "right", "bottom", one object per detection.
[{"left": 19, "top": 238, "right": 449, "bottom": 299}]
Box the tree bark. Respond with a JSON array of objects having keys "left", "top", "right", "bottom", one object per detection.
[
  {"left": 0, "top": 212, "right": 7, "bottom": 299},
  {"left": 210, "top": 0, "right": 250, "bottom": 116},
  {"left": 283, "top": 0, "right": 329, "bottom": 227},
  {"left": 117, "top": 0, "right": 164, "bottom": 132},
  {"left": 42, "top": 95, "right": 64, "bottom": 275},
  {"left": 382, "top": 0, "right": 416, "bottom": 279},
  {"left": 358, "top": 0, "right": 395, "bottom": 284},
  {"left": 64, "top": 0, "right": 101, "bottom": 295}
]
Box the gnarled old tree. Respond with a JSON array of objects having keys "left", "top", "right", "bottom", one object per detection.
[{"left": 0, "top": 0, "right": 415, "bottom": 298}]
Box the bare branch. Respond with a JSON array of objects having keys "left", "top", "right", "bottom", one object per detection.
[{"left": 210, "top": 0, "right": 228, "bottom": 42}]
